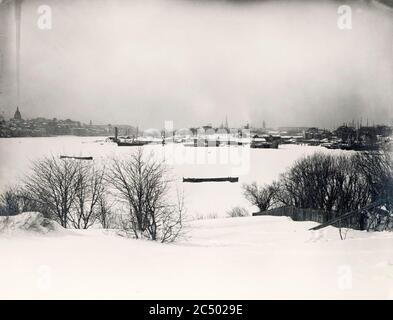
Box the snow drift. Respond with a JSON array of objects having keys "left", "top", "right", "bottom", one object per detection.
[{"left": 0, "top": 212, "right": 65, "bottom": 235}]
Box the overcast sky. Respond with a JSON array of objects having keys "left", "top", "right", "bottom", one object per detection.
[{"left": 1, "top": 0, "right": 393, "bottom": 129}]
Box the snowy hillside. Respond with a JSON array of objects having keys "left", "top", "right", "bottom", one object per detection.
[{"left": 1, "top": 215, "right": 393, "bottom": 299}]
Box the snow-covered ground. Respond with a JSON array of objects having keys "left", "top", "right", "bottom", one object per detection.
[{"left": 1, "top": 213, "right": 393, "bottom": 299}]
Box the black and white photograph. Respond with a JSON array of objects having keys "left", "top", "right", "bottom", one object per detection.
[{"left": 0, "top": 0, "right": 393, "bottom": 303}]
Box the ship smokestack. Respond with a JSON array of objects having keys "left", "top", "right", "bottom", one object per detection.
[{"left": 114, "top": 127, "right": 118, "bottom": 142}]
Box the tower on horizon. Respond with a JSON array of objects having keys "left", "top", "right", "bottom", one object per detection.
[{"left": 14, "top": 106, "right": 22, "bottom": 120}]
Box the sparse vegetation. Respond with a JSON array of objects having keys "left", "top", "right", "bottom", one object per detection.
[
  {"left": 227, "top": 206, "right": 249, "bottom": 218},
  {"left": 0, "top": 185, "right": 41, "bottom": 216},
  {"left": 0, "top": 150, "right": 185, "bottom": 242},
  {"left": 194, "top": 212, "right": 219, "bottom": 220},
  {"left": 242, "top": 182, "right": 278, "bottom": 213}
]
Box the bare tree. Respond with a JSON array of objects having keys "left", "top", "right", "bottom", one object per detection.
[
  {"left": 97, "top": 196, "right": 116, "bottom": 229},
  {"left": 24, "top": 156, "right": 82, "bottom": 228},
  {"left": 274, "top": 154, "right": 369, "bottom": 214},
  {"left": 108, "top": 148, "right": 184, "bottom": 242},
  {"left": 159, "top": 190, "right": 185, "bottom": 243},
  {"left": 69, "top": 164, "right": 106, "bottom": 229},
  {"left": 243, "top": 182, "right": 278, "bottom": 212},
  {"left": 354, "top": 151, "right": 393, "bottom": 202},
  {"left": 276, "top": 154, "right": 339, "bottom": 214}
]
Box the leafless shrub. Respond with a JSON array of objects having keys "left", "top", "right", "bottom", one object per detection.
[
  {"left": 68, "top": 164, "right": 106, "bottom": 229},
  {"left": 24, "top": 156, "right": 82, "bottom": 227},
  {"left": 24, "top": 156, "right": 106, "bottom": 229},
  {"left": 242, "top": 182, "right": 278, "bottom": 212},
  {"left": 194, "top": 212, "right": 218, "bottom": 220},
  {"left": 353, "top": 151, "right": 393, "bottom": 203},
  {"left": 274, "top": 153, "right": 371, "bottom": 216},
  {"left": 227, "top": 206, "right": 249, "bottom": 218},
  {"left": 0, "top": 187, "right": 21, "bottom": 216},
  {"left": 277, "top": 153, "right": 339, "bottom": 213},
  {"left": 108, "top": 148, "right": 184, "bottom": 242},
  {"left": 0, "top": 186, "right": 40, "bottom": 216}
]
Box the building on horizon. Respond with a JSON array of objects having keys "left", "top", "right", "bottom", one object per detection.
[{"left": 13, "top": 106, "right": 22, "bottom": 120}]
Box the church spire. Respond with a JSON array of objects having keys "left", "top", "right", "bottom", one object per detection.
[{"left": 14, "top": 106, "right": 22, "bottom": 120}]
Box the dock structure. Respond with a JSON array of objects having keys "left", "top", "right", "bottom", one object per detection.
[{"left": 309, "top": 198, "right": 392, "bottom": 231}]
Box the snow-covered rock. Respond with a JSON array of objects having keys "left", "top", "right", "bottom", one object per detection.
[{"left": 0, "top": 212, "right": 65, "bottom": 235}]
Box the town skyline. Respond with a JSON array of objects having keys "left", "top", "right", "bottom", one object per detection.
[
  {"left": 2, "top": 105, "right": 393, "bottom": 140},
  {"left": 1, "top": 105, "right": 392, "bottom": 131}
]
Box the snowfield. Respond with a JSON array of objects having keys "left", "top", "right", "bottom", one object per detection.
[{"left": 1, "top": 213, "right": 393, "bottom": 299}]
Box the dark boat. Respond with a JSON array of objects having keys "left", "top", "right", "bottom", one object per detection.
[
  {"left": 337, "top": 142, "right": 380, "bottom": 151},
  {"left": 117, "top": 140, "right": 151, "bottom": 147},
  {"left": 183, "top": 177, "right": 239, "bottom": 183},
  {"left": 60, "top": 156, "right": 93, "bottom": 160},
  {"left": 323, "top": 142, "right": 340, "bottom": 149},
  {"left": 351, "top": 143, "right": 380, "bottom": 151},
  {"left": 338, "top": 143, "right": 353, "bottom": 151},
  {"left": 250, "top": 141, "right": 279, "bottom": 149}
]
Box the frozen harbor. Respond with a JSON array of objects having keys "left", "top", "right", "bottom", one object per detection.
[{"left": 0, "top": 136, "right": 343, "bottom": 218}]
